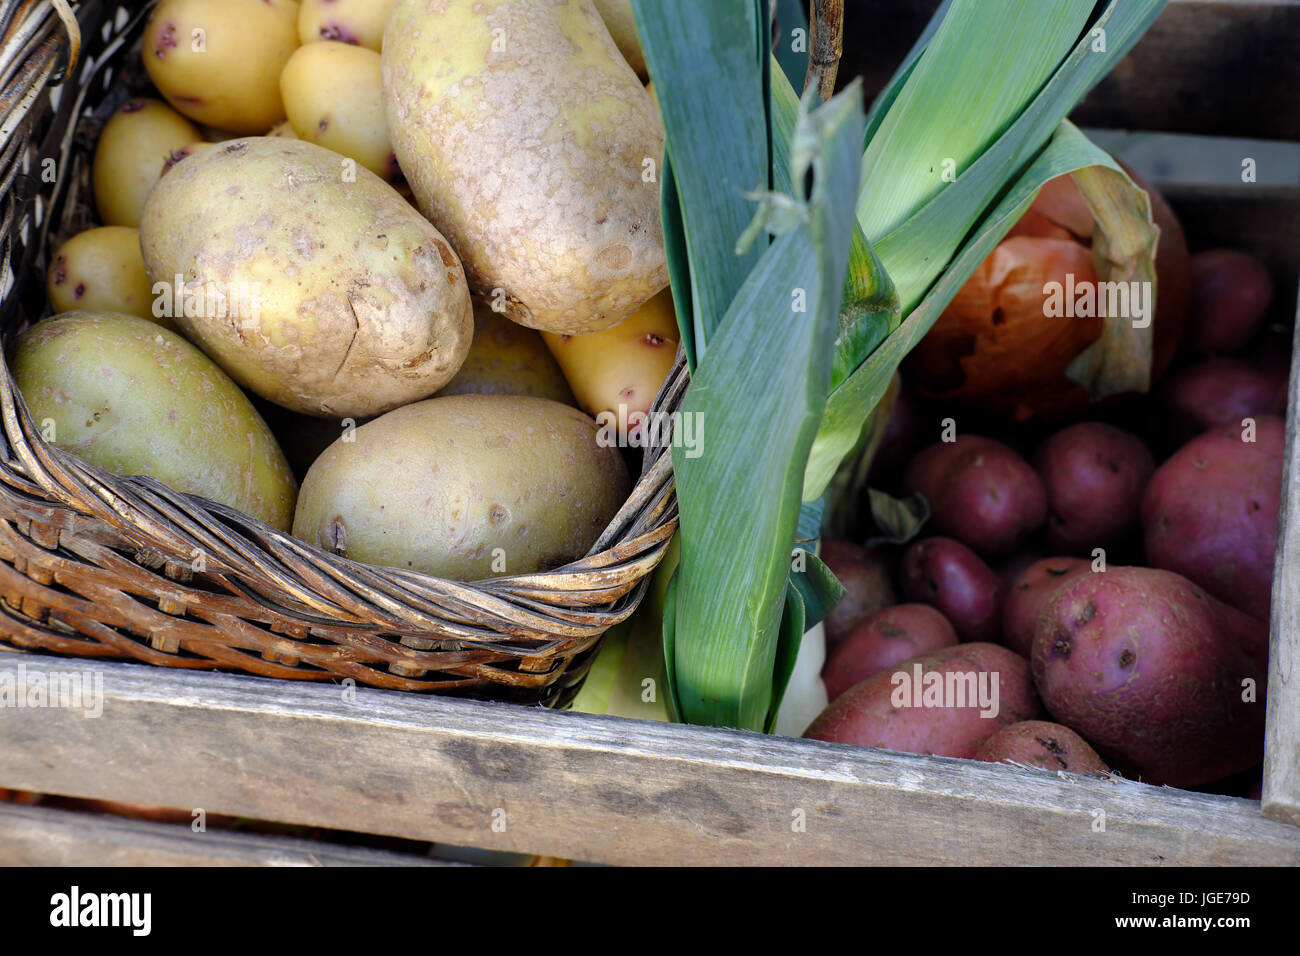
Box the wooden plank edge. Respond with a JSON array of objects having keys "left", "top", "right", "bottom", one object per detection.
[
  {"left": 1, "top": 656, "right": 1297, "bottom": 866},
  {"left": 1263, "top": 279, "right": 1300, "bottom": 827},
  {"left": 0, "top": 800, "right": 461, "bottom": 866}
]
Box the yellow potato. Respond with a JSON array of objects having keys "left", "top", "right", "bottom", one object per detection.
[
  {"left": 383, "top": 0, "right": 668, "bottom": 334},
  {"left": 438, "top": 302, "right": 574, "bottom": 404},
  {"left": 266, "top": 121, "right": 298, "bottom": 139},
  {"left": 13, "top": 311, "right": 296, "bottom": 530},
  {"left": 280, "top": 42, "right": 396, "bottom": 181},
  {"left": 593, "top": 0, "right": 646, "bottom": 78},
  {"left": 46, "top": 227, "right": 167, "bottom": 328},
  {"left": 542, "top": 288, "right": 678, "bottom": 430},
  {"left": 92, "top": 98, "right": 199, "bottom": 227},
  {"left": 140, "top": 137, "right": 473, "bottom": 419},
  {"left": 298, "top": 0, "right": 396, "bottom": 51},
  {"left": 142, "top": 0, "right": 300, "bottom": 134},
  {"left": 293, "top": 395, "right": 629, "bottom": 580}
]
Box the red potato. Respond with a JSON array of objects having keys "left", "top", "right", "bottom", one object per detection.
[
  {"left": 820, "top": 539, "right": 898, "bottom": 648},
  {"left": 972, "top": 720, "right": 1109, "bottom": 777},
  {"left": 1031, "top": 566, "right": 1266, "bottom": 787},
  {"left": 1142, "top": 415, "right": 1284, "bottom": 620},
  {"left": 805, "top": 643, "right": 1042, "bottom": 758},
  {"left": 901, "top": 537, "right": 1004, "bottom": 643},
  {"left": 1002, "top": 556, "right": 1090, "bottom": 657},
  {"left": 821, "top": 604, "right": 959, "bottom": 702},
  {"left": 997, "top": 549, "right": 1044, "bottom": 589},
  {"left": 1034, "top": 422, "right": 1154, "bottom": 555},
  {"left": 1161, "top": 357, "right": 1288, "bottom": 437},
  {"left": 902, "top": 435, "right": 1047, "bottom": 557},
  {"left": 1187, "top": 249, "right": 1274, "bottom": 354}
]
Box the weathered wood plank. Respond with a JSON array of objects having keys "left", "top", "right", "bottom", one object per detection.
[
  {"left": 0, "top": 800, "right": 457, "bottom": 866},
  {"left": 838, "top": 0, "right": 1300, "bottom": 141},
  {"left": 0, "top": 655, "right": 1296, "bottom": 865},
  {"left": 1264, "top": 284, "right": 1300, "bottom": 827}
]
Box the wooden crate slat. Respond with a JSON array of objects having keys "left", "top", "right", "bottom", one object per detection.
[
  {"left": 0, "top": 801, "right": 456, "bottom": 867},
  {"left": 0, "top": 656, "right": 1296, "bottom": 865},
  {"left": 1264, "top": 282, "right": 1300, "bottom": 826}
]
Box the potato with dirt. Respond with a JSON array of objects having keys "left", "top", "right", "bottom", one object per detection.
[
  {"left": 1034, "top": 422, "right": 1154, "bottom": 555},
  {"left": 1142, "top": 415, "right": 1284, "bottom": 620},
  {"left": 382, "top": 0, "right": 668, "bottom": 334},
  {"left": 901, "top": 537, "right": 1004, "bottom": 643},
  {"left": 972, "top": 721, "right": 1109, "bottom": 777},
  {"left": 821, "top": 604, "right": 958, "bottom": 702},
  {"left": 805, "top": 643, "right": 1042, "bottom": 758},
  {"left": 92, "top": 98, "right": 199, "bottom": 227},
  {"left": 292, "top": 395, "right": 630, "bottom": 580},
  {"left": 1001, "top": 556, "right": 1090, "bottom": 657},
  {"left": 902, "top": 435, "right": 1046, "bottom": 557},
  {"left": 12, "top": 311, "right": 296, "bottom": 530},
  {"left": 142, "top": 0, "right": 301, "bottom": 134},
  {"left": 140, "top": 137, "right": 473, "bottom": 418},
  {"left": 1031, "top": 566, "right": 1266, "bottom": 786}
]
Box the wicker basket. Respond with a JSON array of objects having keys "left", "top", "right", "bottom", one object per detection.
[{"left": 0, "top": 0, "right": 683, "bottom": 707}]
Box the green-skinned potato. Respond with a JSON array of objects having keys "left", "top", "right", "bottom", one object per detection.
[
  {"left": 140, "top": 137, "right": 473, "bottom": 418},
  {"left": 13, "top": 311, "right": 296, "bottom": 530},
  {"left": 142, "top": 0, "right": 300, "bottom": 134},
  {"left": 437, "top": 302, "right": 574, "bottom": 404},
  {"left": 93, "top": 98, "right": 199, "bottom": 227},
  {"left": 593, "top": 0, "right": 646, "bottom": 78},
  {"left": 280, "top": 42, "right": 397, "bottom": 181},
  {"left": 298, "top": 0, "right": 397, "bottom": 51},
  {"left": 542, "top": 287, "right": 677, "bottom": 431},
  {"left": 47, "top": 227, "right": 168, "bottom": 329},
  {"left": 293, "top": 395, "right": 629, "bottom": 580},
  {"left": 383, "top": 0, "right": 668, "bottom": 334}
]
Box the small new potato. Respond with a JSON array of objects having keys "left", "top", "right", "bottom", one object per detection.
[
  {"left": 1002, "top": 556, "right": 1090, "bottom": 657},
  {"left": 821, "top": 604, "right": 958, "bottom": 702},
  {"left": 901, "top": 537, "right": 1004, "bottom": 644},
  {"left": 298, "top": 0, "right": 396, "bottom": 50},
  {"left": 383, "top": 0, "right": 668, "bottom": 334},
  {"left": 142, "top": 0, "right": 300, "bottom": 133},
  {"left": 972, "top": 721, "right": 1109, "bottom": 777},
  {"left": 140, "top": 137, "right": 473, "bottom": 418},
  {"left": 293, "top": 395, "right": 631, "bottom": 580},
  {"left": 820, "top": 539, "right": 899, "bottom": 648},
  {"left": 280, "top": 41, "right": 397, "bottom": 180},
  {"left": 437, "top": 303, "right": 574, "bottom": 404},
  {"left": 12, "top": 311, "right": 296, "bottom": 530},
  {"left": 92, "top": 98, "right": 199, "bottom": 227},
  {"left": 47, "top": 227, "right": 166, "bottom": 328},
  {"left": 542, "top": 288, "right": 678, "bottom": 431}
]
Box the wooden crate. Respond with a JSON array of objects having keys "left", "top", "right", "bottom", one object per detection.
[{"left": 2, "top": 0, "right": 1299, "bottom": 865}]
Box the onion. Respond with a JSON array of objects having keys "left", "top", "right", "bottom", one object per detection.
[{"left": 905, "top": 167, "right": 1190, "bottom": 420}]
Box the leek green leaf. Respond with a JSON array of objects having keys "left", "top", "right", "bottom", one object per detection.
[{"left": 766, "top": 584, "right": 805, "bottom": 733}]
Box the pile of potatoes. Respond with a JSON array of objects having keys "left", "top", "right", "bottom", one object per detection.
[
  {"left": 808, "top": 244, "right": 1284, "bottom": 794},
  {"left": 17, "top": 0, "right": 682, "bottom": 582}
]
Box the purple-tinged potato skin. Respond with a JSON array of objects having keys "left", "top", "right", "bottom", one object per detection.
[
  {"left": 821, "top": 604, "right": 958, "bottom": 702},
  {"left": 805, "top": 643, "right": 1042, "bottom": 758},
  {"left": 903, "top": 435, "right": 1046, "bottom": 557},
  {"left": 1031, "top": 567, "right": 1266, "bottom": 787},
  {"left": 1162, "top": 358, "right": 1288, "bottom": 438},
  {"left": 972, "top": 720, "right": 1109, "bottom": 777},
  {"left": 1187, "top": 249, "right": 1274, "bottom": 354},
  {"left": 1034, "top": 422, "right": 1154, "bottom": 555},
  {"left": 1002, "top": 557, "right": 1091, "bottom": 657},
  {"left": 821, "top": 539, "right": 898, "bottom": 649},
  {"left": 901, "top": 537, "right": 1004, "bottom": 643},
  {"left": 1142, "top": 415, "right": 1283, "bottom": 621}
]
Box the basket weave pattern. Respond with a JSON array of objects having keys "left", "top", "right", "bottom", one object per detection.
[{"left": 0, "top": 0, "right": 682, "bottom": 706}]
